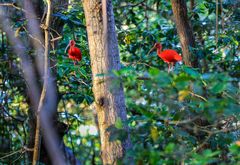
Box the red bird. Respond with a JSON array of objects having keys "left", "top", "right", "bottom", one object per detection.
[
  {"left": 148, "top": 43, "right": 182, "bottom": 72},
  {"left": 65, "top": 40, "right": 82, "bottom": 65}
]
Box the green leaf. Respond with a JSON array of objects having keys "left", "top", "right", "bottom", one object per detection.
[
  {"left": 52, "top": 12, "right": 69, "bottom": 21},
  {"left": 203, "top": 149, "right": 220, "bottom": 158},
  {"left": 164, "top": 143, "right": 175, "bottom": 154},
  {"left": 149, "top": 68, "right": 160, "bottom": 76},
  {"left": 183, "top": 66, "right": 200, "bottom": 78},
  {"left": 115, "top": 117, "right": 123, "bottom": 129},
  {"left": 211, "top": 83, "right": 226, "bottom": 94},
  {"left": 196, "top": 3, "right": 209, "bottom": 21}
]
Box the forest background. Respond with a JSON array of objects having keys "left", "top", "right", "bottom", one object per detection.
[{"left": 0, "top": 0, "right": 239, "bottom": 164}]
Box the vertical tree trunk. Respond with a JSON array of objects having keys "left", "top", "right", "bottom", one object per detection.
[
  {"left": 24, "top": 0, "right": 68, "bottom": 163},
  {"left": 82, "top": 0, "right": 132, "bottom": 164},
  {"left": 171, "top": 0, "right": 198, "bottom": 67}
]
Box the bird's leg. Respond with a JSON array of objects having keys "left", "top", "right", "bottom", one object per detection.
[
  {"left": 73, "top": 61, "right": 77, "bottom": 75},
  {"left": 170, "top": 63, "right": 174, "bottom": 71}
]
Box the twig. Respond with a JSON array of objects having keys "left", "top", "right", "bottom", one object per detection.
[
  {"left": 0, "top": 148, "right": 23, "bottom": 160},
  {"left": 49, "top": 27, "right": 62, "bottom": 40},
  {"left": 189, "top": 91, "right": 207, "bottom": 102},
  {"left": 0, "top": 146, "right": 34, "bottom": 164},
  {"left": 51, "top": 36, "right": 62, "bottom": 42},
  {"left": 189, "top": 123, "right": 240, "bottom": 153},
  {"left": 163, "top": 116, "right": 199, "bottom": 125},
  {"left": 119, "top": 1, "right": 158, "bottom": 13},
  {"left": 58, "top": 112, "right": 84, "bottom": 123},
  {"left": 0, "top": 3, "right": 29, "bottom": 14},
  {"left": 119, "top": 1, "right": 144, "bottom": 8},
  {"left": 193, "top": 133, "right": 212, "bottom": 152},
  {"left": 12, "top": 152, "right": 24, "bottom": 164},
  {"left": 190, "top": 0, "right": 195, "bottom": 11},
  {"left": 22, "top": 26, "right": 45, "bottom": 48},
  {"left": 23, "top": 146, "right": 34, "bottom": 152},
  {"left": 223, "top": 91, "right": 239, "bottom": 103},
  {"left": 1, "top": 30, "right": 4, "bottom": 52},
  {"left": 1, "top": 105, "right": 25, "bottom": 122},
  {"left": 216, "top": 0, "right": 219, "bottom": 47},
  {"left": 73, "top": 75, "right": 90, "bottom": 87},
  {"left": 219, "top": 0, "right": 224, "bottom": 32},
  {"left": 136, "top": 76, "right": 151, "bottom": 80},
  {"left": 144, "top": 1, "right": 149, "bottom": 30},
  {"left": 62, "top": 100, "right": 76, "bottom": 157}
]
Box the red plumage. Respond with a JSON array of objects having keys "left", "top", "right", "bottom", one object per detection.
[
  {"left": 67, "top": 40, "right": 82, "bottom": 62},
  {"left": 68, "top": 47, "right": 82, "bottom": 61},
  {"left": 157, "top": 49, "right": 182, "bottom": 63},
  {"left": 152, "top": 43, "right": 182, "bottom": 72}
]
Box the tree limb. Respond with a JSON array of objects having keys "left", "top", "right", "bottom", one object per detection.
[{"left": 32, "top": 0, "right": 52, "bottom": 164}]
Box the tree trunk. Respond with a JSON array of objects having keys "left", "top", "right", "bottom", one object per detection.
[
  {"left": 82, "top": 0, "right": 132, "bottom": 164},
  {"left": 24, "top": 0, "right": 68, "bottom": 163},
  {"left": 171, "top": 0, "right": 198, "bottom": 67}
]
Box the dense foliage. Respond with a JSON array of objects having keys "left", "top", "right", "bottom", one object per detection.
[{"left": 0, "top": 0, "right": 239, "bottom": 164}]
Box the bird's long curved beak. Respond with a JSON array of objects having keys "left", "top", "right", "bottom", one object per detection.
[
  {"left": 147, "top": 46, "right": 155, "bottom": 56},
  {"left": 65, "top": 43, "right": 70, "bottom": 53}
]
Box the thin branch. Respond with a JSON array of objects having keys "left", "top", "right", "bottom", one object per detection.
[
  {"left": 200, "top": 124, "right": 239, "bottom": 151},
  {"left": 49, "top": 27, "right": 62, "bottom": 40},
  {"left": 0, "top": 3, "right": 29, "bottom": 14},
  {"left": 166, "top": 116, "right": 199, "bottom": 125},
  {"left": 1, "top": 30, "right": 4, "bottom": 52},
  {"left": 0, "top": 146, "right": 34, "bottom": 161},
  {"left": 193, "top": 133, "right": 212, "bottom": 152},
  {"left": 119, "top": 1, "right": 144, "bottom": 8},
  {"left": 62, "top": 100, "right": 76, "bottom": 157},
  {"left": 136, "top": 76, "right": 151, "bottom": 80},
  {"left": 23, "top": 146, "right": 34, "bottom": 152},
  {"left": 144, "top": 1, "right": 149, "bottom": 30},
  {"left": 216, "top": 0, "right": 219, "bottom": 47},
  {"left": 219, "top": 0, "right": 224, "bottom": 32},
  {"left": 119, "top": 1, "right": 158, "bottom": 13},
  {"left": 0, "top": 148, "right": 23, "bottom": 160},
  {"left": 190, "top": 91, "right": 207, "bottom": 102},
  {"left": 22, "top": 26, "right": 45, "bottom": 48},
  {"left": 1, "top": 105, "right": 25, "bottom": 123},
  {"left": 190, "top": 0, "right": 195, "bottom": 11},
  {"left": 50, "top": 36, "right": 62, "bottom": 42},
  {"left": 12, "top": 152, "right": 24, "bottom": 164}
]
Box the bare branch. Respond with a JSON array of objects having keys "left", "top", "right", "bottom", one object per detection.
[
  {"left": 216, "top": 0, "right": 219, "bottom": 47},
  {"left": 32, "top": 0, "right": 51, "bottom": 163},
  {"left": 0, "top": 2, "right": 29, "bottom": 14},
  {"left": 23, "top": 0, "right": 65, "bottom": 164},
  {"left": 190, "top": 92, "right": 207, "bottom": 102}
]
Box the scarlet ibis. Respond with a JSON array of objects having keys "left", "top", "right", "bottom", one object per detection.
[
  {"left": 65, "top": 40, "right": 82, "bottom": 65},
  {"left": 148, "top": 43, "right": 182, "bottom": 72}
]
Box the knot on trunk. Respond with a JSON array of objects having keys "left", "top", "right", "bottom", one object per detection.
[{"left": 96, "top": 97, "right": 105, "bottom": 107}]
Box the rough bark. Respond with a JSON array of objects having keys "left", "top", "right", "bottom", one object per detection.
[
  {"left": 82, "top": 0, "right": 132, "bottom": 164},
  {"left": 171, "top": 0, "right": 198, "bottom": 67}
]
